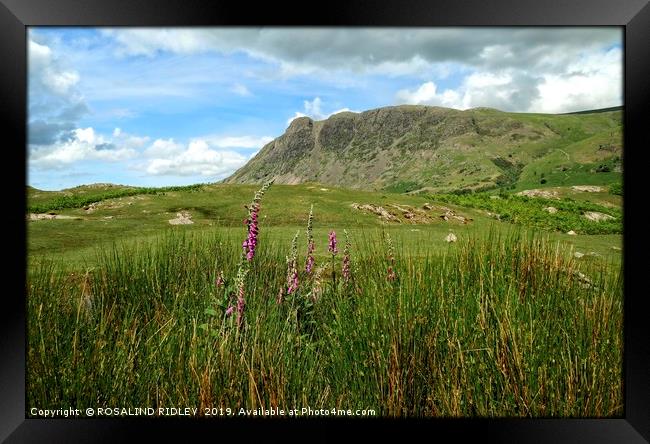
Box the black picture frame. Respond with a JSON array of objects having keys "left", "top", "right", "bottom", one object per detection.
[{"left": 2, "top": 0, "right": 648, "bottom": 442}]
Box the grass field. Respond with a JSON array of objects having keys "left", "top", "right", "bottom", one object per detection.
[{"left": 26, "top": 182, "right": 623, "bottom": 417}]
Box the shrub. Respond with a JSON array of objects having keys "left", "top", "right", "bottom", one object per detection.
[{"left": 609, "top": 182, "right": 623, "bottom": 196}]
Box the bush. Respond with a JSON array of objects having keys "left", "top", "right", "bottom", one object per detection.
[{"left": 609, "top": 182, "right": 623, "bottom": 196}]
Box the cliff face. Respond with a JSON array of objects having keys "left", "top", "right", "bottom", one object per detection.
[{"left": 224, "top": 105, "right": 622, "bottom": 193}]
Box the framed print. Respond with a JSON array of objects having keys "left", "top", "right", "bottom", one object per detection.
[{"left": 2, "top": 0, "right": 649, "bottom": 442}]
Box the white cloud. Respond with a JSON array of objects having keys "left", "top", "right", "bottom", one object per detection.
[
  {"left": 144, "top": 139, "right": 248, "bottom": 176},
  {"left": 200, "top": 135, "right": 273, "bottom": 149},
  {"left": 113, "top": 130, "right": 150, "bottom": 149},
  {"left": 231, "top": 83, "right": 252, "bottom": 96},
  {"left": 29, "top": 39, "right": 80, "bottom": 95},
  {"left": 30, "top": 127, "right": 137, "bottom": 169},
  {"left": 304, "top": 97, "right": 324, "bottom": 118},
  {"left": 530, "top": 47, "right": 622, "bottom": 113},
  {"left": 103, "top": 29, "right": 212, "bottom": 57},
  {"left": 371, "top": 55, "right": 442, "bottom": 78},
  {"left": 287, "top": 97, "right": 359, "bottom": 125},
  {"left": 28, "top": 39, "right": 52, "bottom": 70},
  {"left": 396, "top": 71, "right": 538, "bottom": 111},
  {"left": 395, "top": 81, "right": 462, "bottom": 108},
  {"left": 42, "top": 70, "right": 80, "bottom": 95},
  {"left": 102, "top": 28, "right": 620, "bottom": 79},
  {"left": 395, "top": 43, "right": 621, "bottom": 113},
  {"left": 29, "top": 121, "right": 265, "bottom": 180},
  {"left": 28, "top": 34, "right": 90, "bottom": 158},
  {"left": 465, "top": 72, "right": 511, "bottom": 89},
  {"left": 144, "top": 138, "right": 185, "bottom": 158},
  {"left": 75, "top": 127, "right": 96, "bottom": 144},
  {"left": 398, "top": 82, "right": 440, "bottom": 104},
  {"left": 457, "top": 72, "right": 520, "bottom": 109},
  {"left": 139, "top": 134, "right": 271, "bottom": 177}
]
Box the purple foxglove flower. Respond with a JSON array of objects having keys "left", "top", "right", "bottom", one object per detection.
[
  {"left": 328, "top": 231, "right": 338, "bottom": 255},
  {"left": 285, "top": 231, "right": 300, "bottom": 294},
  {"left": 305, "top": 240, "right": 315, "bottom": 273},
  {"left": 342, "top": 230, "right": 351, "bottom": 283},
  {"left": 342, "top": 254, "right": 351, "bottom": 282},
  {"left": 287, "top": 268, "right": 299, "bottom": 294},
  {"left": 243, "top": 203, "right": 261, "bottom": 261}
]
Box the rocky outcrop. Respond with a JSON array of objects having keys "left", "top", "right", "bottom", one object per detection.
[
  {"left": 583, "top": 211, "right": 614, "bottom": 222},
  {"left": 168, "top": 211, "right": 194, "bottom": 225}
]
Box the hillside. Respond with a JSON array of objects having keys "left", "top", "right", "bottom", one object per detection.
[
  {"left": 27, "top": 183, "right": 622, "bottom": 269},
  {"left": 224, "top": 105, "right": 622, "bottom": 193}
]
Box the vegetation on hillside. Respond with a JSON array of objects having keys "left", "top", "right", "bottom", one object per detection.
[
  {"left": 431, "top": 192, "right": 622, "bottom": 235},
  {"left": 27, "top": 184, "right": 205, "bottom": 214}
]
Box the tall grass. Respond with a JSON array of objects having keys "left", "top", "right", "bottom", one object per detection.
[{"left": 27, "top": 225, "right": 623, "bottom": 417}]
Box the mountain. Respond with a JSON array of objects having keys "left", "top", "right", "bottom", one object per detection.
[{"left": 224, "top": 105, "right": 622, "bottom": 193}]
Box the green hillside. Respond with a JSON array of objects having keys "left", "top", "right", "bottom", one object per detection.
[
  {"left": 27, "top": 183, "right": 622, "bottom": 269},
  {"left": 225, "top": 105, "right": 622, "bottom": 194}
]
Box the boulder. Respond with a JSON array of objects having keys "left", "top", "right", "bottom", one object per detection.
[
  {"left": 572, "top": 185, "right": 602, "bottom": 193},
  {"left": 583, "top": 211, "right": 614, "bottom": 222},
  {"left": 517, "top": 189, "right": 559, "bottom": 199}
]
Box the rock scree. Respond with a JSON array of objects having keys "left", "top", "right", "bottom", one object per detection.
[{"left": 572, "top": 185, "right": 602, "bottom": 193}]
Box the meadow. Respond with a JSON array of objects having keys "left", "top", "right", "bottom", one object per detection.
[{"left": 26, "top": 182, "right": 623, "bottom": 417}]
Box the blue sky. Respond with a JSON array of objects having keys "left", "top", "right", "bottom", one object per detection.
[{"left": 28, "top": 27, "right": 622, "bottom": 190}]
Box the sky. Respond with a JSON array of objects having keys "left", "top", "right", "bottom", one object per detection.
[{"left": 27, "top": 27, "right": 622, "bottom": 190}]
